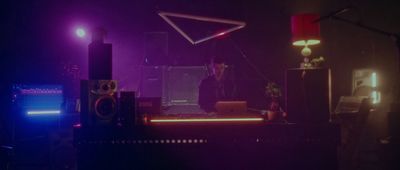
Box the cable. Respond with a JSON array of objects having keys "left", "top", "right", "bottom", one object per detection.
[
  {"left": 301, "top": 70, "right": 311, "bottom": 119},
  {"left": 227, "top": 37, "right": 286, "bottom": 113},
  {"left": 228, "top": 37, "right": 271, "bottom": 82}
]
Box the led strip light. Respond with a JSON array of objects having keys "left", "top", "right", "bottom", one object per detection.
[
  {"left": 27, "top": 110, "right": 61, "bottom": 115},
  {"left": 158, "top": 11, "right": 246, "bottom": 44},
  {"left": 150, "top": 117, "right": 263, "bottom": 123}
]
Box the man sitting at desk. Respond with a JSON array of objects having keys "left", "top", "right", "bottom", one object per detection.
[{"left": 198, "top": 57, "right": 237, "bottom": 112}]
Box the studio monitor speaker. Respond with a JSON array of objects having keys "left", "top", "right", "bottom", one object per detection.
[
  {"left": 285, "top": 68, "right": 331, "bottom": 124},
  {"left": 80, "top": 80, "right": 118, "bottom": 126},
  {"left": 119, "top": 91, "right": 136, "bottom": 127}
]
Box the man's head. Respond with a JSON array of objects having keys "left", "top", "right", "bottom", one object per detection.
[{"left": 211, "top": 57, "right": 226, "bottom": 80}]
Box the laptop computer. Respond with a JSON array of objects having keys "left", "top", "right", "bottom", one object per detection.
[
  {"left": 136, "top": 97, "right": 162, "bottom": 115},
  {"left": 215, "top": 101, "right": 247, "bottom": 114}
]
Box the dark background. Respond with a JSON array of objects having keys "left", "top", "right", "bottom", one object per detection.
[{"left": 1, "top": 0, "right": 399, "bottom": 141}]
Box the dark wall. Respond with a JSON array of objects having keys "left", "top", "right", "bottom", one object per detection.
[{"left": 2, "top": 0, "right": 399, "bottom": 113}]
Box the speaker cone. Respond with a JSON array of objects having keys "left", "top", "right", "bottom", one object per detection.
[{"left": 95, "top": 95, "right": 116, "bottom": 119}]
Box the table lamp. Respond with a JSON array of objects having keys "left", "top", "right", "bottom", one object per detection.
[{"left": 291, "top": 13, "right": 321, "bottom": 67}]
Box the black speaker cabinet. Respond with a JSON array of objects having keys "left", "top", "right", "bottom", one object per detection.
[
  {"left": 80, "top": 80, "right": 118, "bottom": 127},
  {"left": 119, "top": 91, "right": 136, "bottom": 127},
  {"left": 285, "top": 68, "right": 331, "bottom": 124},
  {"left": 88, "top": 42, "right": 112, "bottom": 80}
]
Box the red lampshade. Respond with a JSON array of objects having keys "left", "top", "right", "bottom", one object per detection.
[{"left": 291, "top": 13, "right": 321, "bottom": 46}]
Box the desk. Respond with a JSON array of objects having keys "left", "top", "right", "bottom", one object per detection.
[{"left": 74, "top": 123, "right": 340, "bottom": 170}]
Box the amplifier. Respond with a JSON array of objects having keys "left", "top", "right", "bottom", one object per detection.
[{"left": 139, "top": 66, "right": 207, "bottom": 105}]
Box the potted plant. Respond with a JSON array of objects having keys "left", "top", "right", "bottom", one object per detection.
[{"left": 265, "top": 82, "right": 287, "bottom": 123}]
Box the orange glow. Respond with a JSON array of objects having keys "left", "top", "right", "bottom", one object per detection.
[{"left": 150, "top": 117, "right": 264, "bottom": 123}]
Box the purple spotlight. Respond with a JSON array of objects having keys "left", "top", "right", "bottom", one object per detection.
[{"left": 75, "top": 28, "right": 86, "bottom": 38}]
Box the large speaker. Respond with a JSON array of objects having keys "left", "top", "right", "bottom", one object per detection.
[
  {"left": 285, "top": 68, "right": 331, "bottom": 124},
  {"left": 88, "top": 42, "right": 112, "bottom": 80},
  {"left": 80, "top": 80, "right": 118, "bottom": 126},
  {"left": 119, "top": 91, "right": 136, "bottom": 127}
]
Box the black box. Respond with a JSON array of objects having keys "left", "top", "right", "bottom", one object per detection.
[
  {"left": 88, "top": 42, "right": 112, "bottom": 80},
  {"left": 285, "top": 68, "right": 331, "bottom": 124}
]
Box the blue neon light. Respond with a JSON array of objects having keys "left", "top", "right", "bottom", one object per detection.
[
  {"left": 13, "top": 84, "right": 64, "bottom": 116},
  {"left": 27, "top": 110, "right": 61, "bottom": 115}
]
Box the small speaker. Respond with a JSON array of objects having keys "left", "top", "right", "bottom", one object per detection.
[
  {"left": 119, "top": 91, "right": 136, "bottom": 127},
  {"left": 88, "top": 42, "right": 112, "bottom": 80},
  {"left": 285, "top": 68, "right": 331, "bottom": 124},
  {"left": 80, "top": 80, "right": 118, "bottom": 127}
]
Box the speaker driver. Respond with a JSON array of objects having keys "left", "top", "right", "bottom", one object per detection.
[{"left": 95, "top": 95, "right": 117, "bottom": 119}]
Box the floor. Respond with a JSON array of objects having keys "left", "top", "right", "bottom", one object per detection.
[{"left": 1, "top": 105, "right": 397, "bottom": 170}]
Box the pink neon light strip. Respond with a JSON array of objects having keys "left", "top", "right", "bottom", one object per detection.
[
  {"left": 150, "top": 117, "right": 263, "bottom": 123},
  {"left": 158, "top": 11, "right": 246, "bottom": 44}
]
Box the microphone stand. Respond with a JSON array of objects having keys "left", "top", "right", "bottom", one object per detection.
[
  {"left": 228, "top": 37, "right": 270, "bottom": 82},
  {"left": 313, "top": 6, "right": 353, "bottom": 23},
  {"left": 228, "top": 38, "right": 287, "bottom": 117}
]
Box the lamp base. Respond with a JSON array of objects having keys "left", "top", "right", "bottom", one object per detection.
[{"left": 300, "top": 57, "right": 312, "bottom": 68}]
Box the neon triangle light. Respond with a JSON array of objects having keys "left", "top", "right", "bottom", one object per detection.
[{"left": 158, "top": 11, "right": 246, "bottom": 44}]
